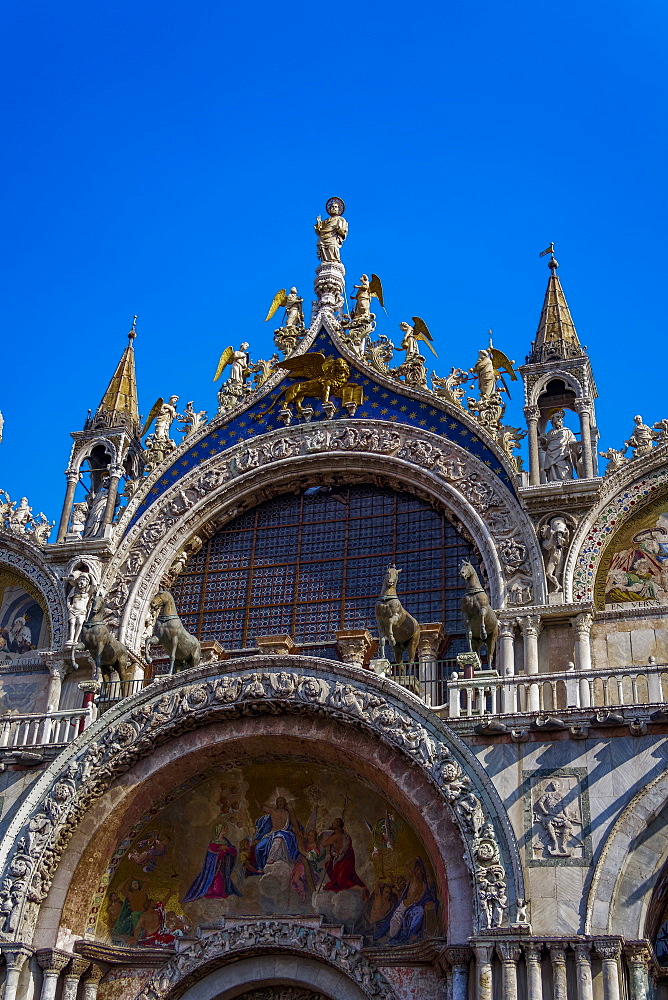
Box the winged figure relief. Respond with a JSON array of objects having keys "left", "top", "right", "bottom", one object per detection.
[{"left": 258, "top": 352, "right": 360, "bottom": 416}]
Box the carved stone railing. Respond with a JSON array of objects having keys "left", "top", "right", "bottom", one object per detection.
[
  {"left": 447, "top": 663, "right": 668, "bottom": 717},
  {"left": 0, "top": 707, "right": 93, "bottom": 749}
]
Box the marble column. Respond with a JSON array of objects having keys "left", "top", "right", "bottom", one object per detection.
[
  {"left": 43, "top": 658, "right": 67, "bottom": 714},
  {"left": 81, "top": 961, "right": 108, "bottom": 1000},
  {"left": 525, "top": 405, "right": 541, "bottom": 486},
  {"left": 446, "top": 946, "right": 471, "bottom": 1000},
  {"left": 61, "top": 956, "right": 91, "bottom": 1000},
  {"left": 57, "top": 468, "right": 79, "bottom": 543},
  {"left": 574, "top": 943, "right": 594, "bottom": 1000},
  {"left": 575, "top": 397, "right": 596, "bottom": 479},
  {"left": 625, "top": 944, "right": 650, "bottom": 1000},
  {"left": 2, "top": 945, "right": 33, "bottom": 1000},
  {"left": 497, "top": 942, "right": 521, "bottom": 1000},
  {"left": 417, "top": 622, "right": 444, "bottom": 706},
  {"left": 524, "top": 943, "right": 543, "bottom": 1000},
  {"left": 102, "top": 465, "right": 123, "bottom": 530},
  {"left": 475, "top": 943, "right": 494, "bottom": 1000},
  {"left": 573, "top": 612, "right": 594, "bottom": 708},
  {"left": 596, "top": 940, "right": 622, "bottom": 1000},
  {"left": 36, "top": 949, "right": 71, "bottom": 1000},
  {"left": 335, "top": 629, "right": 374, "bottom": 668},
  {"left": 518, "top": 615, "right": 542, "bottom": 711},
  {"left": 548, "top": 944, "right": 568, "bottom": 1000},
  {"left": 498, "top": 620, "right": 517, "bottom": 712}
]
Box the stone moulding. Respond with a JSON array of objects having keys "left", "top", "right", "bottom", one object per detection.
[
  {"left": 135, "top": 919, "right": 396, "bottom": 1000},
  {"left": 100, "top": 419, "right": 545, "bottom": 651},
  {"left": 0, "top": 541, "right": 66, "bottom": 650},
  {"left": 0, "top": 658, "right": 523, "bottom": 945}
]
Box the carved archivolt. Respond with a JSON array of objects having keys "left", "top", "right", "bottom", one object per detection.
[
  {"left": 0, "top": 659, "right": 523, "bottom": 945},
  {"left": 102, "top": 421, "right": 545, "bottom": 648},
  {"left": 566, "top": 463, "right": 668, "bottom": 603},
  {"left": 0, "top": 539, "right": 67, "bottom": 649},
  {"left": 136, "top": 921, "right": 395, "bottom": 1000}
]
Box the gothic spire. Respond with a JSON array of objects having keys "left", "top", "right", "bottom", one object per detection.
[
  {"left": 92, "top": 317, "right": 141, "bottom": 433},
  {"left": 527, "top": 252, "right": 584, "bottom": 364}
]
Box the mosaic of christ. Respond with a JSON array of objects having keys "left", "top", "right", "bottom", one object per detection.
[
  {"left": 95, "top": 762, "right": 443, "bottom": 948},
  {"left": 603, "top": 505, "right": 668, "bottom": 606}
]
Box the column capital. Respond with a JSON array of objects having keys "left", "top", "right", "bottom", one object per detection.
[
  {"left": 64, "top": 956, "right": 91, "bottom": 978},
  {"left": 624, "top": 943, "right": 652, "bottom": 966},
  {"left": 594, "top": 938, "right": 622, "bottom": 960},
  {"left": 36, "top": 948, "right": 72, "bottom": 973},
  {"left": 474, "top": 942, "right": 495, "bottom": 962},
  {"left": 523, "top": 941, "right": 543, "bottom": 962},
  {"left": 574, "top": 397, "right": 594, "bottom": 415},
  {"left": 498, "top": 620, "right": 516, "bottom": 640},
  {"left": 82, "top": 961, "right": 108, "bottom": 986},
  {"left": 255, "top": 634, "right": 296, "bottom": 655},
  {"left": 548, "top": 943, "right": 567, "bottom": 963},
  {"left": 524, "top": 405, "right": 541, "bottom": 422},
  {"left": 1, "top": 943, "right": 34, "bottom": 968},
  {"left": 574, "top": 942, "right": 592, "bottom": 960},
  {"left": 417, "top": 622, "right": 444, "bottom": 659},
  {"left": 517, "top": 614, "right": 542, "bottom": 637},
  {"left": 573, "top": 611, "right": 594, "bottom": 635},
  {"left": 335, "top": 629, "right": 374, "bottom": 666},
  {"left": 497, "top": 941, "right": 522, "bottom": 962},
  {"left": 446, "top": 945, "right": 473, "bottom": 967}
]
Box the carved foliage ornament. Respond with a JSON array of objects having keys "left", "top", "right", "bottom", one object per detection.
[
  {"left": 108, "top": 423, "right": 541, "bottom": 643},
  {"left": 136, "top": 922, "right": 394, "bottom": 1000},
  {"left": 0, "top": 664, "right": 516, "bottom": 943}
]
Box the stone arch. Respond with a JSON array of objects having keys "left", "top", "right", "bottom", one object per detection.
[
  {"left": 565, "top": 452, "right": 668, "bottom": 603},
  {"left": 586, "top": 768, "right": 668, "bottom": 937},
  {"left": 0, "top": 538, "right": 67, "bottom": 649},
  {"left": 104, "top": 420, "right": 545, "bottom": 648},
  {"left": 133, "top": 927, "right": 396, "bottom": 1000},
  {"left": 0, "top": 659, "right": 523, "bottom": 946},
  {"left": 525, "top": 370, "right": 585, "bottom": 408}
]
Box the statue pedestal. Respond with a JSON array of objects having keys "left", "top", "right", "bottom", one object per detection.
[
  {"left": 457, "top": 651, "right": 481, "bottom": 678},
  {"left": 369, "top": 658, "right": 391, "bottom": 677}
]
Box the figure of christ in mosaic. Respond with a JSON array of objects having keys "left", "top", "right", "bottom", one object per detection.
[{"left": 603, "top": 505, "right": 668, "bottom": 605}]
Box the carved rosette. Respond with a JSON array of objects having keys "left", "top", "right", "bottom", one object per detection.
[{"left": 0, "top": 661, "right": 521, "bottom": 944}]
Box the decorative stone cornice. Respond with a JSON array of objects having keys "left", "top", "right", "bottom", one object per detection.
[
  {"left": 0, "top": 658, "right": 523, "bottom": 944},
  {"left": 135, "top": 920, "right": 396, "bottom": 1000}
]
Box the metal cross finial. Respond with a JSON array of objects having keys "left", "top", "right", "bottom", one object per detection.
[
  {"left": 539, "top": 242, "right": 558, "bottom": 271},
  {"left": 128, "top": 315, "right": 138, "bottom": 341}
]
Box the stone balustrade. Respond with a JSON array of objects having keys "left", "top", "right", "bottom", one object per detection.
[
  {"left": 446, "top": 662, "right": 668, "bottom": 718},
  {"left": 0, "top": 706, "right": 93, "bottom": 749}
]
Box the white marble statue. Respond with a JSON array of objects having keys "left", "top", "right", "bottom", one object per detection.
[
  {"left": 539, "top": 410, "right": 579, "bottom": 482},
  {"left": 153, "top": 396, "right": 180, "bottom": 443},
  {"left": 540, "top": 516, "right": 571, "bottom": 593},
  {"left": 624, "top": 415, "right": 658, "bottom": 459},
  {"left": 7, "top": 497, "right": 33, "bottom": 534},
  {"left": 66, "top": 570, "right": 95, "bottom": 644},
  {"left": 314, "top": 197, "right": 348, "bottom": 262},
  {"left": 83, "top": 484, "right": 109, "bottom": 538}
]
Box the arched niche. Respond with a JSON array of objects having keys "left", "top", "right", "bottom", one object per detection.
[
  {"left": 175, "top": 957, "right": 371, "bottom": 1000},
  {"left": 102, "top": 420, "right": 545, "bottom": 649},
  {"left": 1, "top": 660, "right": 522, "bottom": 949},
  {"left": 0, "top": 540, "right": 67, "bottom": 651}
]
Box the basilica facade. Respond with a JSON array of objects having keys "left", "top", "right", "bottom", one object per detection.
[{"left": 1, "top": 202, "right": 668, "bottom": 1000}]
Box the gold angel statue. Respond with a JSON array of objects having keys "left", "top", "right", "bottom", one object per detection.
[
  {"left": 264, "top": 287, "right": 304, "bottom": 329},
  {"left": 259, "top": 352, "right": 361, "bottom": 416},
  {"left": 399, "top": 318, "right": 437, "bottom": 358},
  {"left": 351, "top": 273, "right": 384, "bottom": 322},
  {"left": 212, "top": 344, "right": 250, "bottom": 386}
]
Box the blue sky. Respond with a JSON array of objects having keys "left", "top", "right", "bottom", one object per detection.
[{"left": 1, "top": 0, "right": 667, "bottom": 522}]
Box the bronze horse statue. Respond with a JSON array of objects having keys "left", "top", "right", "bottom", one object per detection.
[
  {"left": 146, "top": 591, "right": 201, "bottom": 675},
  {"left": 460, "top": 560, "right": 498, "bottom": 665},
  {"left": 76, "top": 594, "right": 138, "bottom": 692},
  {"left": 375, "top": 565, "right": 421, "bottom": 664}
]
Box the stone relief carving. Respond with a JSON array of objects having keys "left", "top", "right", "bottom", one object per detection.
[
  {"left": 538, "top": 514, "right": 574, "bottom": 595},
  {"left": 0, "top": 665, "right": 516, "bottom": 942},
  {"left": 0, "top": 491, "right": 54, "bottom": 546},
  {"left": 138, "top": 921, "right": 394, "bottom": 1000},
  {"left": 524, "top": 769, "right": 591, "bottom": 867}
]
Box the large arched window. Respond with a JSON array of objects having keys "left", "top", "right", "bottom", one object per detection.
[{"left": 171, "top": 485, "right": 478, "bottom": 652}]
